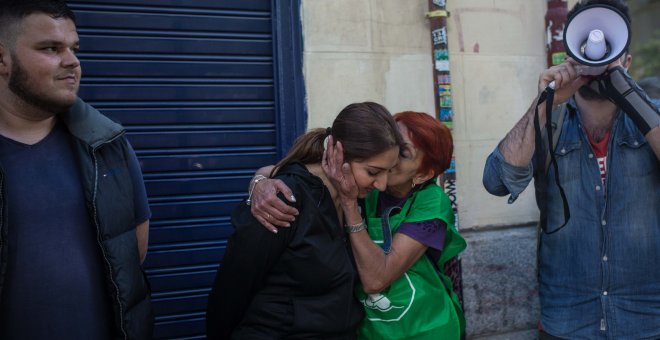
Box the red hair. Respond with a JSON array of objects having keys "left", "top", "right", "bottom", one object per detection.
[{"left": 394, "top": 111, "right": 453, "bottom": 177}]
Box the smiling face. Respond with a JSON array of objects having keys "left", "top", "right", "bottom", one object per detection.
[
  {"left": 349, "top": 146, "right": 400, "bottom": 198},
  {"left": 2, "top": 13, "right": 81, "bottom": 114},
  {"left": 385, "top": 122, "right": 427, "bottom": 197}
]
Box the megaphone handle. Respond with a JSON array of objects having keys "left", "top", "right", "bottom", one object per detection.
[
  {"left": 575, "top": 64, "right": 608, "bottom": 76},
  {"left": 599, "top": 67, "right": 660, "bottom": 135}
]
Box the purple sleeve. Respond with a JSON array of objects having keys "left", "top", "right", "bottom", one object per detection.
[
  {"left": 397, "top": 219, "right": 446, "bottom": 251},
  {"left": 126, "top": 140, "right": 152, "bottom": 225}
]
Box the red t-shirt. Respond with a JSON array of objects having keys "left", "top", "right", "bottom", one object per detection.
[{"left": 586, "top": 130, "right": 610, "bottom": 185}]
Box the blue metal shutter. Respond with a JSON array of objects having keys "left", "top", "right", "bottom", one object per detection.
[{"left": 69, "top": 1, "right": 304, "bottom": 338}]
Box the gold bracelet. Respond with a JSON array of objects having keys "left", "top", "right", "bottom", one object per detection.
[
  {"left": 246, "top": 175, "right": 268, "bottom": 206},
  {"left": 344, "top": 220, "right": 367, "bottom": 233}
]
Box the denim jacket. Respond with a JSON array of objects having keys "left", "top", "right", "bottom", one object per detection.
[{"left": 483, "top": 100, "right": 660, "bottom": 339}]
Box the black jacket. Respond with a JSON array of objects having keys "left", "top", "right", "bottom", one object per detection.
[{"left": 206, "top": 162, "right": 363, "bottom": 339}]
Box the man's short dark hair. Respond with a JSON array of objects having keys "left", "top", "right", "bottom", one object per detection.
[
  {"left": 0, "top": 0, "right": 75, "bottom": 22},
  {"left": 568, "top": 0, "right": 631, "bottom": 24},
  {"left": 0, "top": 0, "right": 75, "bottom": 45}
]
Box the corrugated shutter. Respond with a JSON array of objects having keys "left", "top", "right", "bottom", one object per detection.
[{"left": 69, "top": 1, "right": 304, "bottom": 338}]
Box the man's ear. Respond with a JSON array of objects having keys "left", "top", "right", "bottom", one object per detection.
[{"left": 622, "top": 52, "right": 633, "bottom": 70}]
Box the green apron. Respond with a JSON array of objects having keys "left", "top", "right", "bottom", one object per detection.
[{"left": 356, "top": 184, "right": 467, "bottom": 340}]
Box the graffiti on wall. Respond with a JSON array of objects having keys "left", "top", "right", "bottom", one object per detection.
[{"left": 426, "top": 0, "right": 462, "bottom": 304}]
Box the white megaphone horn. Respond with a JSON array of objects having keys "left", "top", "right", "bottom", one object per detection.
[{"left": 563, "top": 4, "right": 631, "bottom": 76}]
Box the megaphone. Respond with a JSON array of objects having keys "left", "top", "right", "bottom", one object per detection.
[{"left": 563, "top": 4, "right": 631, "bottom": 75}]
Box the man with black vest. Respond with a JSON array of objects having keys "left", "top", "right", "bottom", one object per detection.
[{"left": 0, "top": 1, "right": 153, "bottom": 338}]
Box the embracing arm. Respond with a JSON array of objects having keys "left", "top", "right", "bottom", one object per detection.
[
  {"left": 342, "top": 201, "right": 428, "bottom": 293},
  {"left": 249, "top": 166, "right": 299, "bottom": 232},
  {"left": 353, "top": 234, "right": 428, "bottom": 294},
  {"left": 323, "top": 137, "right": 429, "bottom": 293}
]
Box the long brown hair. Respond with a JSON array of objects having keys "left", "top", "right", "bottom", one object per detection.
[{"left": 272, "top": 102, "right": 403, "bottom": 176}]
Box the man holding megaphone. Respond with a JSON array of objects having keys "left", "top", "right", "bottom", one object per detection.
[{"left": 483, "top": 0, "right": 660, "bottom": 339}]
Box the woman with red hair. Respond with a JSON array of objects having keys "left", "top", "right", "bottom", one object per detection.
[
  {"left": 324, "top": 111, "right": 466, "bottom": 339},
  {"left": 251, "top": 111, "right": 466, "bottom": 339}
]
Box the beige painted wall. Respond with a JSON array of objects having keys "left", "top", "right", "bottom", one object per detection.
[
  {"left": 446, "top": 1, "right": 547, "bottom": 230},
  {"left": 301, "top": 0, "right": 436, "bottom": 129},
  {"left": 302, "top": 0, "right": 561, "bottom": 230},
  {"left": 300, "top": 1, "right": 585, "bottom": 337}
]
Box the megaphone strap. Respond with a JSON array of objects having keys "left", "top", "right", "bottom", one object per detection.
[
  {"left": 598, "top": 67, "right": 660, "bottom": 135},
  {"left": 534, "top": 87, "right": 571, "bottom": 234}
]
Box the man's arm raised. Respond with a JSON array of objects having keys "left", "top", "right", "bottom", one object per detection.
[{"left": 499, "top": 58, "right": 588, "bottom": 166}]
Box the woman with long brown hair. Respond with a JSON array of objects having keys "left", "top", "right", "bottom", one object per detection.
[
  {"left": 252, "top": 111, "right": 466, "bottom": 339},
  {"left": 206, "top": 102, "right": 402, "bottom": 339}
]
